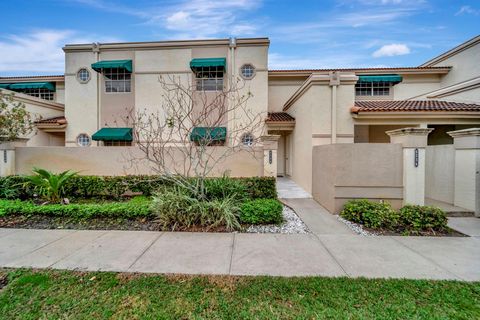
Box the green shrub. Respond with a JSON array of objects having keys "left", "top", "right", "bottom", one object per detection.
[
  {"left": 399, "top": 205, "right": 448, "bottom": 232},
  {"left": 151, "top": 189, "right": 241, "bottom": 231},
  {"left": 0, "top": 175, "right": 276, "bottom": 201},
  {"left": 0, "top": 197, "right": 151, "bottom": 219},
  {"left": 204, "top": 176, "right": 248, "bottom": 203},
  {"left": 240, "top": 199, "right": 283, "bottom": 225},
  {"left": 27, "top": 168, "right": 77, "bottom": 203},
  {"left": 340, "top": 199, "right": 398, "bottom": 229}
]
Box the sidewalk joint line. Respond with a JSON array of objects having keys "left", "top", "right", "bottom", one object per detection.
[
  {"left": 127, "top": 232, "right": 164, "bottom": 271},
  {"left": 7, "top": 230, "right": 79, "bottom": 266},
  {"left": 312, "top": 234, "right": 350, "bottom": 277},
  {"left": 47, "top": 230, "right": 109, "bottom": 268},
  {"left": 390, "top": 236, "right": 465, "bottom": 281},
  {"left": 228, "top": 233, "right": 236, "bottom": 275}
]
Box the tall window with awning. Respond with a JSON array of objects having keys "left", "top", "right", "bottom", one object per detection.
[
  {"left": 1, "top": 82, "right": 56, "bottom": 100},
  {"left": 190, "top": 58, "right": 226, "bottom": 91},
  {"left": 91, "top": 60, "right": 133, "bottom": 93},
  {"left": 355, "top": 74, "right": 403, "bottom": 97},
  {"left": 92, "top": 127, "right": 133, "bottom": 146}
]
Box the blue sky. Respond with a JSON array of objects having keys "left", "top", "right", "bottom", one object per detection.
[{"left": 0, "top": 0, "right": 479, "bottom": 75}]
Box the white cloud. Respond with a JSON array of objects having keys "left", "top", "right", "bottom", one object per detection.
[
  {"left": 72, "top": 0, "right": 263, "bottom": 39},
  {"left": 0, "top": 30, "right": 120, "bottom": 75},
  {"left": 455, "top": 5, "right": 480, "bottom": 16},
  {"left": 372, "top": 43, "right": 410, "bottom": 57}
]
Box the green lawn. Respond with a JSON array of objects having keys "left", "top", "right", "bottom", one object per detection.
[{"left": 1, "top": 269, "right": 479, "bottom": 319}]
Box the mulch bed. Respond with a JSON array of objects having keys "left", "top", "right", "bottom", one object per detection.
[{"left": 0, "top": 215, "right": 233, "bottom": 233}]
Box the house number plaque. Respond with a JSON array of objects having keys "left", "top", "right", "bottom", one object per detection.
[{"left": 414, "top": 148, "right": 419, "bottom": 168}]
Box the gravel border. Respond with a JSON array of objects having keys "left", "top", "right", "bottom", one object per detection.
[
  {"left": 337, "top": 216, "right": 378, "bottom": 236},
  {"left": 245, "top": 205, "right": 309, "bottom": 234}
]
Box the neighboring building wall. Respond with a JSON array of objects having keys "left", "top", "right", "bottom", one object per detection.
[
  {"left": 393, "top": 74, "right": 442, "bottom": 100},
  {"left": 425, "top": 145, "right": 455, "bottom": 204},
  {"left": 268, "top": 78, "right": 305, "bottom": 112},
  {"left": 1, "top": 89, "right": 65, "bottom": 146},
  {"left": 312, "top": 143, "right": 403, "bottom": 213},
  {"left": 15, "top": 146, "right": 264, "bottom": 176}
]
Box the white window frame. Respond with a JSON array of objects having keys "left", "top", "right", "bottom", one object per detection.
[
  {"left": 76, "top": 133, "right": 91, "bottom": 147},
  {"left": 355, "top": 81, "right": 391, "bottom": 97},
  {"left": 194, "top": 66, "right": 224, "bottom": 91},
  {"left": 241, "top": 133, "right": 255, "bottom": 146},
  {"left": 103, "top": 67, "right": 131, "bottom": 93},
  {"left": 240, "top": 64, "right": 256, "bottom": 80},
  {"left": 76, "top": 68, "right": 91, "bottom": 84},
  {"left": 22, "top": 88, "right": 55, "bottom": 101}
]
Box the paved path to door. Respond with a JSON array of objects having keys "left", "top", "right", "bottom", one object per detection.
[{"left": 1, "top": 199, "right": 479, "bottom": 281}]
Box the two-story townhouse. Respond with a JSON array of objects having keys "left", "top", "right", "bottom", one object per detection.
[{"left": 1, "top": 35, "right": 479, "bottom": 193}]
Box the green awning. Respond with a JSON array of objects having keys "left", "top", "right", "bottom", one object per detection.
[
  {"left": 190, "top": 127, "right": 227, "bottom": 142},
  {"left": 0, "top": 83, "right": 11, "bottom": 89},
  {"left": 358, "top": 75, "right": 402, "bottom": 83},
  {"left": 190, "top": 58, "right": 226, "bottom": 70},
  {"left": 91, "top": 60, "right": 133, "bottom": 73},
  {"left": 92, "top": 128, "right": 133, "bottom": 141},
  {"left": 9, "top": 82, "right": 55, "bottom": 91}
]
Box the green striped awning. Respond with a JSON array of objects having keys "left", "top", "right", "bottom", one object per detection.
[
  {"left": 9, "top": 82, "right": 55, "bottom": 91},
  {"left": 92, "top": 128, "right": 133, "bottom": 141},
  {"left": 190, "top": 127, "right": 227, "bottom": 142},
  {"left": 91, "top": 60, "right": 133, "bottom": 72},
  {"left": 0, "top": 83, "right": 11, "bottom": 89},
  {"left": 358, "top": 75, "right": 402, "bottom": 83},
  {"left": 190, "top": 58, "right": 226, "bottom": 70}
]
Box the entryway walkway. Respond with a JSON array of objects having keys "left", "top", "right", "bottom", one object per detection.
[{"left": 276, "top": 177, "right": 311, "bottom": 199}]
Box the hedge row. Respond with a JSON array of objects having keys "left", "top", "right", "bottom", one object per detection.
[
  {"left": 0, "top": 197, "right": 152, "bottom": 219},
  {"left": 0, "top": 175, "right": 277, "bottom": 201}
]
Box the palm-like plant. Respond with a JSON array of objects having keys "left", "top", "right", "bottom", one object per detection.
[{"left": 27, "top": 168, "right": 77, "bottom": 203}]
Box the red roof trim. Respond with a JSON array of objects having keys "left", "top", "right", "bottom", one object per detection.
[
  {"left": 266, "top": 112, "right": 295, "bottom": 122},
  {"left": 352, "top": 100, "right": 480, "bottom": 113}
]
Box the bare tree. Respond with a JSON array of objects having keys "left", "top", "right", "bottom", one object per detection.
[{"left": 125, "top": 74, "right": 266, "bottom": 199}]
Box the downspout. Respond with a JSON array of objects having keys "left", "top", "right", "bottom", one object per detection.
[
  {"left": 93, "top": 42, "right": 100, "bottom": 146},
  {"left": 329, "top": 71, "right": 340, "bottom": 144},
  {"left": 229, "top": 37, "right": 237, "bottom": 146}
]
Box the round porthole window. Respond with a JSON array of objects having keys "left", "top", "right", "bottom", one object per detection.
[
  {"left": 241, "top": 133, "right": 254, "bottom": 146},
  {"left": 76, "top": 133, "right": 91, "bottom": 147},
  {"left": 77, "top": 68, "right": 91, "bottom": 83},
  {"left": 240, "top": 64, "right": 256, "bottom": 80}
]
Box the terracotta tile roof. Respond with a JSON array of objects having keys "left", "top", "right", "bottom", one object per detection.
[
  {"left": 35, "top": 116, "right": 67, "bottom": 125},
  {"left": 269, "top": 66, "right": 451, "bottom": 73},
  {"left": 0, "top": 75, "right": 64, "bottom": 80},
  {"left": 266, "top": 112, "right": 295, "bottom": 122},
  {"left": 352, "top": 100, "right": 480, "bottom": 113}
]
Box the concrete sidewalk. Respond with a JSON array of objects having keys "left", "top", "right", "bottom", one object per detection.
[{"left": 1, "top": 227, "right": 479, "bottom": 281}]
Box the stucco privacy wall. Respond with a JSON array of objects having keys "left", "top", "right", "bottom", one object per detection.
[
  {"left": 15, "top": 147, "right": 264, "bottom": 177},
  {"left": 425, "top": 145, "right": 455, "bottom": 204},
  {"left": 312, "top": 143, "right": 403, "bottom": 214}
]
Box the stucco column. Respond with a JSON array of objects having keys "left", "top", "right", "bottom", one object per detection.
[
  {"left": 448, "top": 128, "right": 480, "bottom": 217},
  {"left": 261, "top": 135, "right": 280, "bottom": 177},
  {"left": 386, "top": 128, "right": 433, "bottom": 206},
  {"left": 0, "top": 139, "right": 28, "bottom": 177}
]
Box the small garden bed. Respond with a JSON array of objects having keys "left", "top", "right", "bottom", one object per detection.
[
  {"left": 0, "top": 171, "right": 308, "bottom": 233},
  {"left": 339, "top": 199, "right": 466, "bottom": 237}
]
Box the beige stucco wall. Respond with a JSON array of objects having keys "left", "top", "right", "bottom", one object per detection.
[
  {"left": 312, "top": 143, "right": 403, "bottom": 213},
  {"left": 267, "top": 79, "right": 305, "bottom": 112},
  {"left": 425, "top": 145, "right": 455, "bottom": 204},
  {"left": 393, "top": 74, "right": 442, "bottom": 100},
  {"left": 431, "top": 41, "right": 480, "bottom": 88},
  {"left": 64, "top": 51, "right": 99, "bottom": 146},
  {"left": 1, "top": 89, "right": 65, "bottom": 146},
  {"left": 15, "top": 146, "right": 264, "bottom": 177}
]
